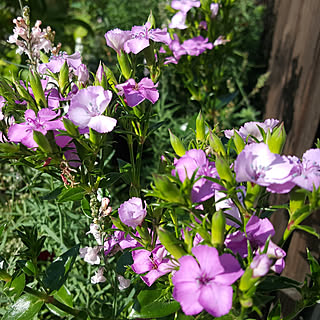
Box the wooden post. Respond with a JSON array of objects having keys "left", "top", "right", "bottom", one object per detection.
[{"left": 264, "top": 0, "right": 320, "bottom": 315}]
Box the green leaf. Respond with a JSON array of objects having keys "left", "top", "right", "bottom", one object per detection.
[
  {"left": 43, "top": 245, "right": 80, "bottom": 292},
  {"left": 267, "top": 302, "right": 281, "bottom": 320},
  {"left": 0, "top": 223, "right": 5, "bottom": 238},
  {"left": 130, "top": 300, "right": 180, "bottom": 319},
  {"left": 2, "top": 294, "right": 44, "bottom": 320},
  {"left": 81, "top": 197, "right": 91, "bottom": 216},
  {"left": 40, "top": 186, "right": 64, "bottom": 200},
  {"left": 129, "top": 289, "right": 180, "bottom": 318},
  {"left": 4, "top": 273, "right": 25, "bottom": 300},
  {"left": 215, "top": 91, "right": 239, "bottom": 110},
  {"left": 57, "top": 187, "right": 85, "bottom": 202},
  {"left": 116, "top": 251, "right": 133, "bottom": 275},
  {"left": 47, "top": 285, "right": 73, "bottom": 317},
  {"left": 307, "top": 248, "right": 320, "bottom": 275},
  {"left": 294, "top": 225, "right": 320, "bottom": 239},
  {"left": 258, "top": 275, "right": 302, "bottom": 292}
]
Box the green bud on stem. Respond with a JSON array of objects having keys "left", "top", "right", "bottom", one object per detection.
[
  {"left": 158, "top": 227, "right": 187, "bottom": 260},
  {"left": 169, "top": 129, "right": 186, "bottom": 156},
  {"left": 211, "top": 210, "right": 226, "bottom": 247}
]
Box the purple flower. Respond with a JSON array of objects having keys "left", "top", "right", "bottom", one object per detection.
[
  {"left": 68, "top": 86, "right": 116, "bottom": 133},
  {"left": 116, "top": 78, "right": 159, "bottom": 107},
  {"left": 131, "top": 245, "right": 173, "bottom": 286},
  {"left": 104, "top": 226, "right": 139, "bottom": 256},
  {"left": 39, "top": 51, "right": 82, "bottom": 74},
  {"left": 172, "top": 245, "right": 243, "bottom": 317},
  {"left": 293, "top": 148, "right": 320, "bottom": 191},
  {"left": 250, "top": 254, "right": 273, "bottom": 278},
  {"left": 181, "top": 36, "right": 213, "bottom": 56},
  {"left": 169, "top": 11, "right": 188, "bottom": 29},
  {"left": 224, "top": 119, "right": 279, "bottom": 143},
  {"left": 225, "top": 215, "right": 275, "bottom": 258},
  {"left": 199, "top": 21, "right": 207, "bottom": 30},
  {"left": 169, "top": 0, "right": 201, "bottom": 29},
  {"left": 260, "top": 240, "right": 286, "bottom": 273},
  {"left": 74, "top": 63, "right": 89, "bottom": 84},
  {"left": 171, "top": 0, "right": 200, "bottom": 12},
  {"left": 213, "top": 36, "right": 230, "bottom": 47},
  {"left": 54, "top": 131, "right": 80, "bottom": 167},
  {"left": 210, "top": 3, "right": 219, "bottom": 18},
  {"left": 172, "top": 149, "right": 222, "bottom": 202},
  {"left": 123, "top": 22, "right": 171, "bottom": 55},
  {"left": 104, "top": 29, "right": 132, "bottom": 55},
  {"left": 215, "top": 187, "right": 245, "bottom": 227},
  {"left": 8, "top": 109, "right": 64, "bottom": 148},
  {"left": 234, "top": 143, "right": 297, "bottom": 193},
  {"left": 118, "top": 197, "right": 147, "bottom": 229}
]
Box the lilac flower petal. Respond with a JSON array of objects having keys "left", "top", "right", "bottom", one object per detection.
[
  {"left": 169, "top": 11, "right": 188, "bottom": 29},
  {"left": 250, "top": 254, "right": 272, "bottom": 278},
  {"left": 141, "top": 268, "right": 167, "bottom": 287},
  {"left": 87, "top": 115, "right": 117, "bottom": 133},
  {"left": 216, "top": 253, "right": 244, "bottom": 285},
  {"left": 124, "top": 38, "right": 149, "bottom": 55},
  {"left": 173, "top": 281, "right": 203, "bottom": 315},
  {"left": 224, "top": 231, "right": 248, "bottom": 258},
  {"left": 173, "top": 255, "right": 200, "bottom": 284},
  {"left": 199, "top": 283, "right": 233, "bottom": 317},
  {"left": 125, "top": 91, "right": 145, "bottom": 107},
  {"left": 131, "top": 249, "right": 154, "bottom": 274},
  {"left": 8, "top": 123, "right": 29, "bottom": 143},
  {"left": 246, "top": 215, "right": 275, "bottom": 245},
  {"left": 192, "top": 246, "right": 223, "bottom": 277},
  {"left": 68, "top": 104, "right": 91, "bottom": 128},
  {"left": 105, "top": 29, "right": 131, "bottom": 54},
  {"left": 24, "top": 109, "right": 36, "bottom": 120}
]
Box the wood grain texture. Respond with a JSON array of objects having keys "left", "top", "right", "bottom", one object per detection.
[{"left": 263, "top": 0, "right": 320, "bottom": 308}]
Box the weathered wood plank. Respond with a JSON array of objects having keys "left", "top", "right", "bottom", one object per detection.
[{"left": 263, "top": 0, "right": 320, "bottom": 310}]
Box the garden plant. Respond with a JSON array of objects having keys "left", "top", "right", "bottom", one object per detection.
[{"left": 0, "top": 1, "right": 320, "bottom": 319}]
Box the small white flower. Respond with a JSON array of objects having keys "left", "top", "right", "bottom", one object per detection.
[
  {"left": 86, "top": 224, "right": 102, "bottom": 245},
  {"left": 79, "top": 246, "right": 101, "bottom": 265},
  {"left": 91, "top": 267, "right": 106, "bottom": 284},
  {"left": 117, "top": 275, "right": 131, "bottom": 290}
]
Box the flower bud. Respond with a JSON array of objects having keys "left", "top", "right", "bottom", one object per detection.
[
  {"left": 266, "top": 122, "right": 286, "bottom": 154},
  {"left": 239, "top": 268, "right": 254, "bottom": 292},
  {"left": 103, "top": 65, "right": 118, "bottom": 89},
  {"left": 169, "top": 129, "right": 186, "bottom": 156},
  {"left": 196, "top": 111, "right": 206, "bottom": 142},
  {"left": 147, "top": 10, "right": 156, "bottom": 29},
  {"left": 58, "top": 61, "right": 69, "bottom": 92},
  {"left": 215, "top": 156, "right": 234, "bottom": 184},
  {"left": 28, "top": 70, "right": 47, "bottom": 107},
  {"left": 118, "top": 197, "right": 147, "bottom": 229},
  {"left": 153, "top": 174, "right": 185, "bottom": 203},
  {"left": 244, "top": 182, "right": 261, "bottom": 210},
  {"left": 117, "top": 52, "right": 131, "bottom": 80},
  {"left": 209, "top": 130, "right": 226, "bottom": 156},
  {"left": 233, "top": 130, "right": 245, "bottom": 154},
  {"left": 289, "top": 188, "right": 306, "bottom": 216},
  {"left": 63, "top": 118, "right": 80, "bottom": 137},
  {"left": 211, "top": 210, "right": 226, "bottom": 247},
  {"left": 33, "top": 131, "right": 52, "bottom": 153},
  {"left": 157, "top": 227, "right": 187, "bottom": 260}
]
